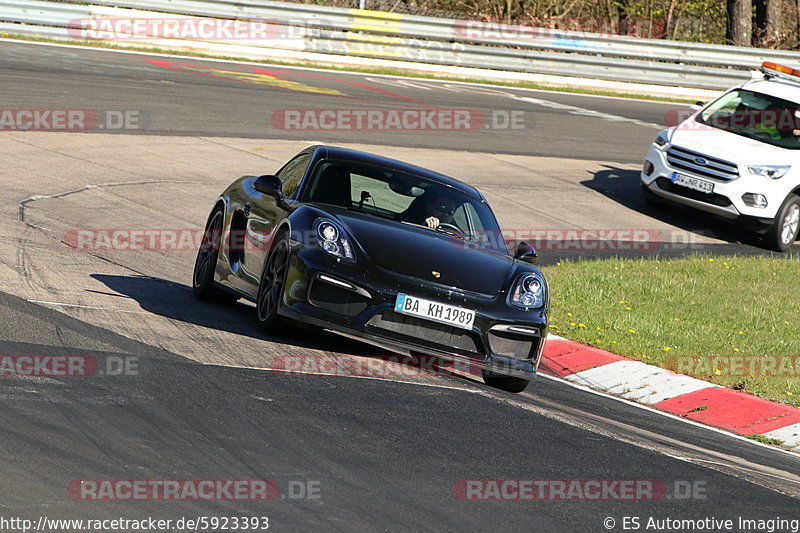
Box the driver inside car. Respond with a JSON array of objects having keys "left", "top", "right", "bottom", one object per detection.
[
  {"left": 422, "top": 195, "right": 457, "bottom": 230},
  {"left": 402, "top": 191, "right": 458, "bottom": 230}
]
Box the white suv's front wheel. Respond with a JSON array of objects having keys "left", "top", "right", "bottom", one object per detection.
[{"left": 766, "top": 193, "right": 800, "bottom": 252}]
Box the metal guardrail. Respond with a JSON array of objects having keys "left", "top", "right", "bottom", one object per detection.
[{"left": 3, "top": 0, "right": 800, "bottom": 89}]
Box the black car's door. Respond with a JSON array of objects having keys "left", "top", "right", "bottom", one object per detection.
[{"left": 239, "top": 152, "right": 311, "bottom": 293}]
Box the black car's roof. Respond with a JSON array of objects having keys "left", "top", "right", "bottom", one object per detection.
[{"left": 314, "top": 145, "right": 483, "bottom": 201}]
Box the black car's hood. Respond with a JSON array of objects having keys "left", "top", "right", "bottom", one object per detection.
[{"left": 333, "top": 210, "right": 514, "bottom": 295}]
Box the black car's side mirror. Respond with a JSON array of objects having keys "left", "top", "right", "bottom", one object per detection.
[
  {"left": 514, "top": 241, "right": 538, "bottom": 263},
  {"left": 253, "top": 174, "right": 283, "bottom": 199}
]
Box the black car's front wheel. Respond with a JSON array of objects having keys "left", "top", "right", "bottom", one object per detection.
[
  {"left": 482, "top": 369, "right": 530, "bottom": 393},
  {"left": 256, "top": 235, "right": 289, "bottom": 331},
  {"left": 193, "top": 207, "right": 238, "bottom": 304}
]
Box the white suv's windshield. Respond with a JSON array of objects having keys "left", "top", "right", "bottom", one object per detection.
[{"left": 696, "top": 88, "right": 800, "bottom": 149}]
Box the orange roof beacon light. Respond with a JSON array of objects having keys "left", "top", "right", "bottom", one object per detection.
[{"left": 761, "top": 61, "right": 800, "bottom": 82}]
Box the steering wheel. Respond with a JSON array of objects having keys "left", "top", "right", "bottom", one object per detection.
[{"left": 437, "top": 223, "right": 465, "bottom": 239}]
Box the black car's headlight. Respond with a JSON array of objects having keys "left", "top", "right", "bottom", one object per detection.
[
  {"left": 508, "top": 272, "right": 546, "bottom": 309},
  {"left": 315, "top": 218, "right": 354, "bottom": 262}
]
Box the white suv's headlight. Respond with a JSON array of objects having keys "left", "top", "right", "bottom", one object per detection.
[
  {"left": 509, "top": 273, "right": 546, "bottom": 309},
  {"left": 314, "top": 218, "right": 354, "bottom": 261},
  {"left": 746, "top": 165, "right": 790, "bottom": 179}
]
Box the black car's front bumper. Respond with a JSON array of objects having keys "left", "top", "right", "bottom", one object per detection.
[{"left": 277, "top": 246, "right": 548, "bottom": 379}]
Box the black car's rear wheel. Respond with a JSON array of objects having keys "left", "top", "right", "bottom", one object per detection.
[
  {"left": 256, "top": 235, "right": 289, "bottom": 331},
  {"left": 482, "top": 370, "right": 530, "bottom": 393},
  {"left": 193, "top": 207, "right": 238, "bottom": 304}
]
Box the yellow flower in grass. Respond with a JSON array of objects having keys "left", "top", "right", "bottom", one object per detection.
[
  {"left": 567, "top": 312, "right": 573, "bottom": 317},
  {"left": 708, "top": 258, "right": 714, "bottom": 262},
  {"left": 787, "top": 392, "right": 794, "bottom": 396},
  {"left": 733, "top": 348, "right": 740, "bottom": 352},
  {"left": 578, "top": 323, "right": 587, "bottom": 328},
  {"left": 625, "top": 306, "right": 632, "bottom": 311},
  {"left": 570, "top": 322, "right": 576, "bottom": 326},
  {"left": 737, "top": 330, "right": 744, "bottom": 335},
  {"left": 714, "top": 369, "right": 721, "bottom": 375},
  {"left": 628, "top": 329, "right": 637, "bottom": 334},
  {"left": 662, "top": 346, "right": 671, "bottom": 351}
]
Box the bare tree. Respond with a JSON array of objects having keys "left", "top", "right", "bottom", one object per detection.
[
  {"left": 797, "top": 0, "right": 800, "bottom": 48},
  {"left": 726, "top": 0, "right": 752, "bottom": 45},
  {"left": 754, "top": 0, "right": 781, "bottom": 46},
  {"left": 616, "top": 0, "right": 629, "bottom": 35}
]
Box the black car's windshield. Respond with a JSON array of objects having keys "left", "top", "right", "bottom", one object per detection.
[
  {"left": 302, "top": 159, "right": 508, "bottom": 252},
  {"left": 696, "top": 88, "right": 800, "bottom": 149}
]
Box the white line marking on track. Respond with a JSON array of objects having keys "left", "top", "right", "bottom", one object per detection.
[
  {"left": 514, "top": 96, "right": 662, "bottom": 129},
  {"left": 18, "top": 180, "right": 199, "bottom": 222},
  {"left": 28, "top": 300, "right": 147, "bottom": 314}
]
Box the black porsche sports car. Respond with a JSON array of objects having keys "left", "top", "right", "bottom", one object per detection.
[{"left": 193, "top": 145, "right": 549, "bottom": 392}]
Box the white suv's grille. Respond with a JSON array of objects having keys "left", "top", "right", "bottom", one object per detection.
[{"left": 667, "top": 145, "right": 739, "bottom": 181}]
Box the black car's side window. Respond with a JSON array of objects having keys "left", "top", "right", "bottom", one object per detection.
[{"left": 277, "top": 153, "right": 311, "bottom": 199}]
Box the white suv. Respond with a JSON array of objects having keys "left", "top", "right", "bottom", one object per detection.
[{"left": 641, "top": 61, "right": 800, "bottom": 251}]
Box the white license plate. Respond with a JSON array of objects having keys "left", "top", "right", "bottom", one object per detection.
[
  {"left": 672, "top": 172, "right": 714, "bottom": 194},
  {"left": 394, "top": 293, "right": 475, "bottom": 330}
]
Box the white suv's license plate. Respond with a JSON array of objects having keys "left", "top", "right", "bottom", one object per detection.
[
  {"left": 394, "top": 293, "right": 475, "bottom": 330},
  {"left": 672, "top": 172, "right": 714, "bottom": 194}
]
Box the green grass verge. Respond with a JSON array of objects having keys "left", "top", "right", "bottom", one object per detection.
[
  {"left": 541, "top": 254, "right": 800, "bottom": 407},
  {"left": 0, "top": 33, "right": 697, "bottom": 104},
  {"left": 745, "top": 434, "right": 784, "bottom": 445}
]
